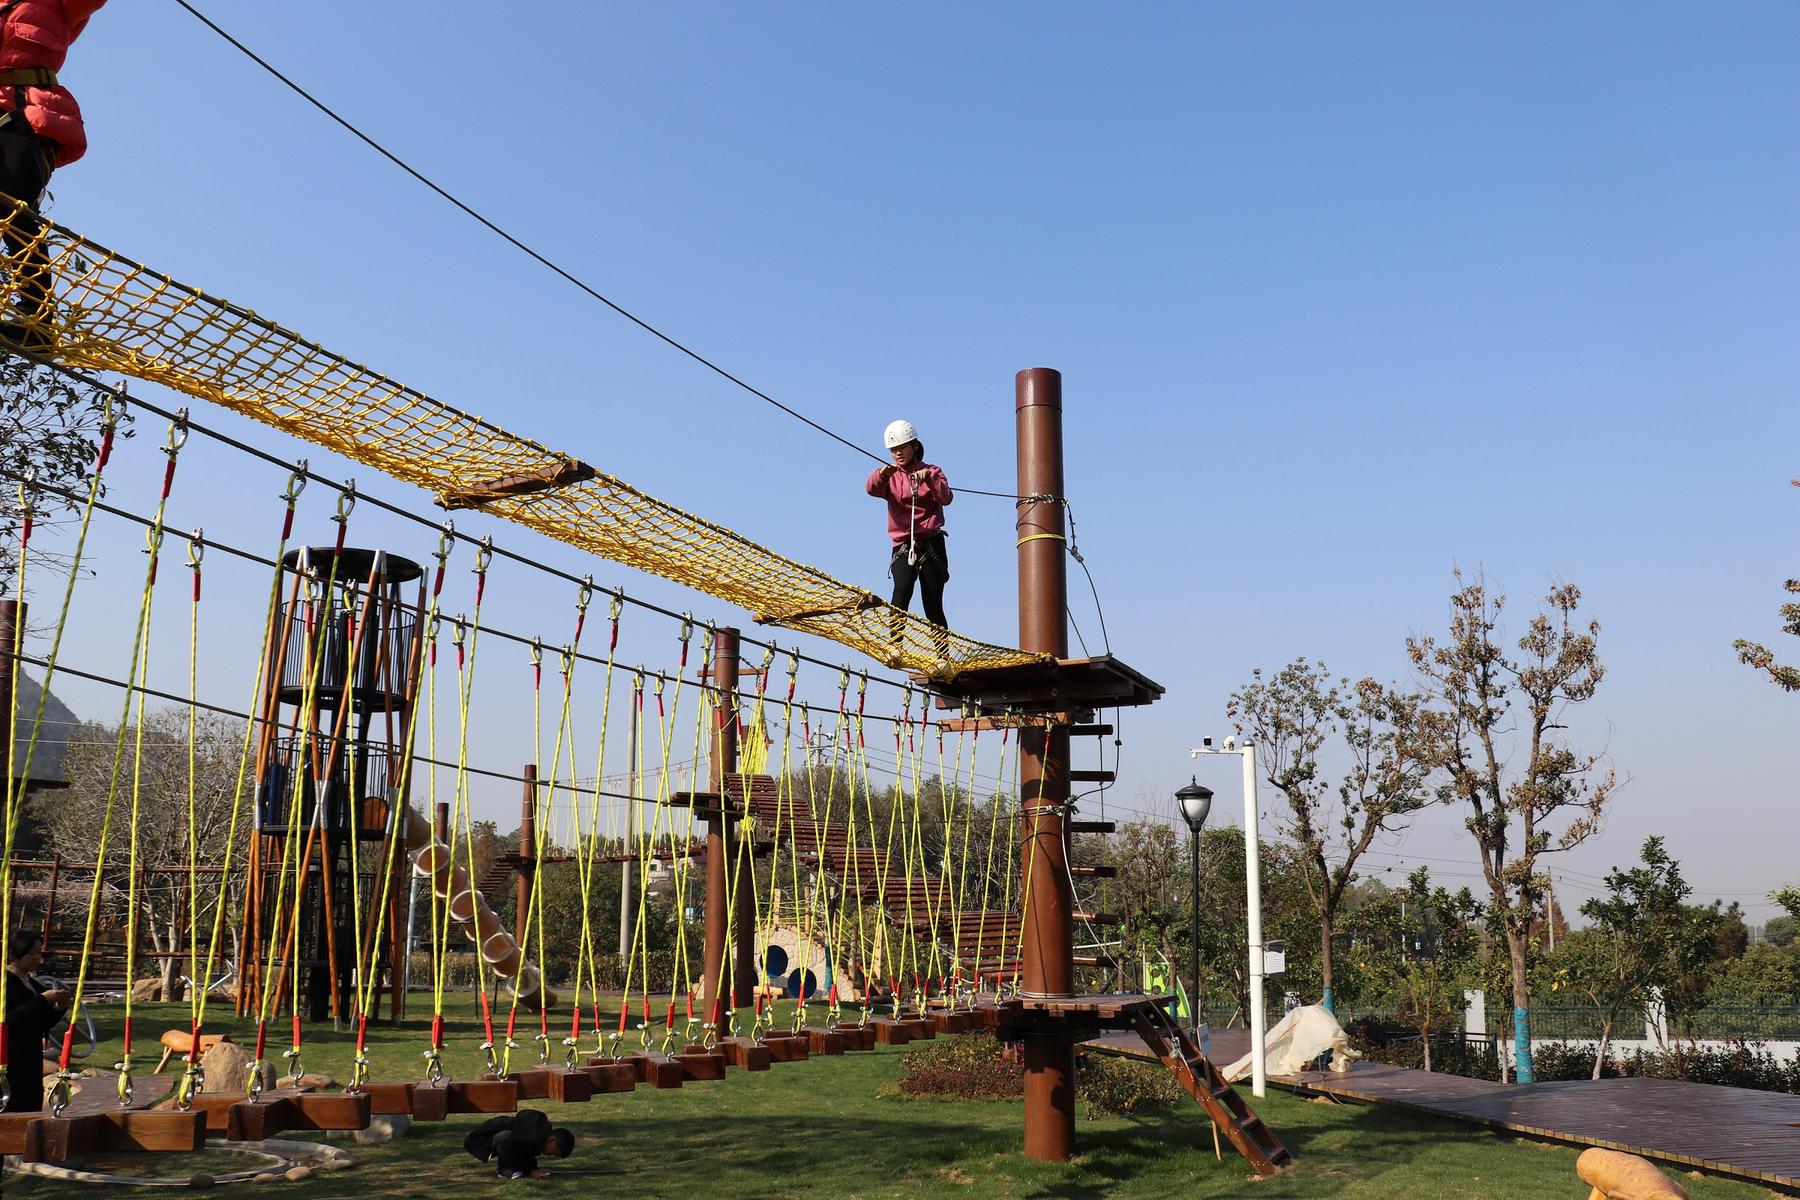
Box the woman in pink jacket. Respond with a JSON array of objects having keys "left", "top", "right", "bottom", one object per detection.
[
  {"left": 0, "top": 0, "right": 105, "bottom": 349},
  {"left": 866, "top": 418, "right": 953, "bottom": 662}
]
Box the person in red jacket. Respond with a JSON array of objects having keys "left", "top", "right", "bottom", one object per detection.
[
  {"left": 866, "top": 418, "right": 953, "bottom": 664},
  {"left": 0, "top": 0, "right": 105, "bottom": 350}
]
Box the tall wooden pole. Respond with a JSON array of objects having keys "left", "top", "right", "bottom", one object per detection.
[
  {"left": 702, "top": 627, "right": 740, "bottom": 1021},
  {"left": 516, "top": 764, "right": 538, "bottom": 948},
  {"left": 1016, "top": 366, "right": 1076, "bottom": 1161},
  {"left": 1, "top": 599, "right": 20, "bottom": 825}
]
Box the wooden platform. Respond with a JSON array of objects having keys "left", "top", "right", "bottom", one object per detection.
[{"left": 1090, "top": 1028, "right": 1800, "bottom": 1192}]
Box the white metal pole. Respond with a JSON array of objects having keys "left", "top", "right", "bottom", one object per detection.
[{"left": 1242, "top": 743, "right": 1268, "bottom": 1098}]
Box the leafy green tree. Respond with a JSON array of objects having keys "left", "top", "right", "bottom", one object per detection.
[
  {"left": 1228, "top": 660, "right": 1437, "bottom": 1012},
  {"left": 1, "top": 357, "right": 129, "bottom": 592},
  {"left": 1349, "top": 868, "right": 1484, "bottom": 1071},
  {"left": 1406, "top": 571, "right": 1616, "bottom": 1084},
  {"left": 1733, "top": 480, "right": 1800, "bottom": 689},
  {"left": 1547, "top": 837, "right": 1711, "bottom": 1077},
  {"left": 1765, "top": 916, "right": 1797, "bottom": 949},
  {"left": 1704, "top": 943, "right": 1800, "bottom": 1006}
]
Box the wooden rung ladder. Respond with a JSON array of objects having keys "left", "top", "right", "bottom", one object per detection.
[{"left": 1127, "top": 1006, "right": 1291, "bottom": 1177}]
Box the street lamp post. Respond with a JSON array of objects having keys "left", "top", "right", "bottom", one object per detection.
[
  {"left": 1174, "top": 780, "right": 1213, "bottom": 1048},
  {"left": 1190, "top": 735, "right": 1267, "bottom": 1098}
]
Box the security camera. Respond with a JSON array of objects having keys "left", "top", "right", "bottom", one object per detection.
[
  {"left": 1223, "top": 736, "right": 1237, "bottom": 751},
  {"left": 1202, "top": 736, "right": 1213, "bottom": 748}
]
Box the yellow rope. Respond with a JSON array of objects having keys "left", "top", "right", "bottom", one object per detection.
[{"left": 1, "top": 203, "right": 1046, "bottom": 680}]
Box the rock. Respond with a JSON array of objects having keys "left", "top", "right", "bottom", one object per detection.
[
  {"left": 317, "top": 1153, "right": 352, "bottom": 1170},
  {"left": 295, "top": 1072, "right": 335, "bottom": 1090},
  {"left": 252, "top": 1173, "right": 279, "bottom": 1184},
  {"left": 353, "top": 1114, "right": 411, "bottom": 1144},
  {"left": 131, "top": 977, "right": 162, "bottom": 1001},
  {"left": 284, "top": 1165, "right": 312, "bottom": 1182},
  {"left": 201, "top": 1040, "right": 276, "bottom": 1095},
  {"left": 187, "top": 1174, "right": 215, "bottom": 1188}
]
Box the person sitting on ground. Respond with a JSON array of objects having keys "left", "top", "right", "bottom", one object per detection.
[
  {"left": 865, "top": 418, "right": 952, "bottom": 666},
  {"left": 4, "top": 929, "right": 72, "bottom": 1112},
  {"left": 462, "top": 1107, "right": 575, "bottom": 1179}
]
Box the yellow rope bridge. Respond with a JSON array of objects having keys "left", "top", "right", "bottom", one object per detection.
[{"left": 0, "top": 203, "right": 1045, "bottom": 677}]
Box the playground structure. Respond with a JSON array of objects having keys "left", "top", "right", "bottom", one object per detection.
[{"left": 0, "top": 206, "right": 1290, "bottom": 1176}]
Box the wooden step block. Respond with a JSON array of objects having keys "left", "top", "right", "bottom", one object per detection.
[
  {"left": 581, "top": 1060, "right": 641, "bottom": 1092},
  {"left": 867, "top": 1019, "right": 911, "bottom": 1045},
  {"left": 362, "top": 1081, "right": 417, "bottom": 1116},
  {"left": 759, "top": 1031, "right": 810, "bottom": 1062},
  {"left": 717, "top": 1038, "right": 772, "bottom": 1071},
  {"left": 1068, "top": 769, "right": 1115, "bottom": 783},
  {"left": 1067, "top": 820, "right": 1115, "bottom": 834},
  {"left": 545, "top": 1069, "right": 594, "bottom": 1102},
  {"left": 1070, "top": 864, "right": 1118, "bottom": 879},
  {"left": 834, "top": 1023, "right": 878, "bottom": 1051},
  {"left": 23, "top": 1110, "right": 206, "bottom": 1163},
  {"left": 627, "top": 1052, "right": 686, "bottom": 1089},
  {"left": 677, "top": 1047, "right": 728, "bottom": 1081},
  {"left": 226, "top": 1091, "right": 371, "bottom": 1141},
  {"left": 409, "top": 1078, "right": 521, "bottom": 1121},
  {"left": 489, "top": 1069, "right": 554, "bottom": 1100},
  {"left": 805, "top": 1027, "right": 847, "bottom": 1055}
]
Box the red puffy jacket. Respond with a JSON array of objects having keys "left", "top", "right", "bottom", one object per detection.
[{"left": 0, "top": 0, "right": 105, "bottom": 167}]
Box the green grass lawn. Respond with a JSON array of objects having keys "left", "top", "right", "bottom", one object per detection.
[{"left": 4, "top": 1000, "right": 1782, "bottom": 1198}]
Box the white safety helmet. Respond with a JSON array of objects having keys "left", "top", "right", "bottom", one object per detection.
[{"left": 883, "top": 419, "right": 919, "bottom": 450}]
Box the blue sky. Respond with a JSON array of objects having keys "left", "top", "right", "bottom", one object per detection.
[{"left": 23, "top": 2, "right": 1798, "bottom": 921}]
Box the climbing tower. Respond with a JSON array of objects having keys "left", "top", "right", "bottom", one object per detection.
[{"left": 239, "top": 545, "right": 426, "bottom": 1023}]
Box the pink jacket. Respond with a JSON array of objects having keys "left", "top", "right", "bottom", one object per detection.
[
  {"left": 866, "top": 461, "right": 952, "bottom": 545},
  {"left": 0, "top": 0, "right": 105, "bottom": 167}
]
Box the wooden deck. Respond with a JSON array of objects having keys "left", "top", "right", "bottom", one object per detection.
[{"left": 1089, "top": 1029, "right": 1800, "bottom": 1191}]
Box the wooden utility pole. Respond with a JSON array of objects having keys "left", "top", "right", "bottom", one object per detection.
[
  {"left": 1015, "top": 366, "right": 1077, "bottom": 1161},
  {"left": 702, "top": 627, "right": 743, "bottom": 1021}
]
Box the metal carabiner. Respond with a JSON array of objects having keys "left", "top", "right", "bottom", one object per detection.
[
  {"left": 333, "top": 479, "right": 358, "bottom": 525},
  {"left": 575, "top": 576, "right": 594, "bottom": 615},
  {"left": 562, "top": 1035, "right": 579, "bottom": 1071},
  {"left": 163, "top": 408, "right": 190, "bottom": 455},
  {"left": 678, "top": 614, "right": 695, "bottom": 645},
  {"left": 281, "top": 459, "right": 310, "bottom": 505},
  {"left": 246, "top": 1058, "right": 265, "bottom": 1100},
  {"left": 282, "top": 1045, "right": 304, "bottom": 1084},
  {"left": 609, "top": 587, "right": 624, "bottom": 622},
  {"left": 422, "top": 1048, "right": 445, "bottom": 1086},
  {"left": 143, "top": 524, "right": 164, "bottom": 558},
  {"left": 471, "top": 535, "right": 494, "bottom": 576},
  {"left": 434, "top": 518, "right": 456, "bottom": 566},
  {"left": 347, "top": 1054, "right": 370, "bottom": 1093},
  {"left": 528, "top": 636, "right": 543, "bottom": 669},
  {"left": 47, "top": 1072, "right": 73, "bottom": 1117},
  {"left": 173, "top": 1062, "right": 203, "bottom": 1111},
  {"left": 480, "top": 1039, "right": 499, "bottom": 1075},
  {"left": 115, "top": 1063, "right": 134, "bottom": 1108},
  {"left": 535, "top": 1032, "right": 552, "bottom": 1065},
  {"left": 185, "top": 528, "right": 205, "bottom": 571}
]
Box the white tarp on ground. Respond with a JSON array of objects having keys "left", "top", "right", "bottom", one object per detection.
[{"left": 1221, "top": 1004, "right": 1360, "bottom": 1082}]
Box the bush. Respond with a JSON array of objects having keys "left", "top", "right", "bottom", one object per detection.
[
  {"left": 1529, "top": 1039, "right": 1800, "bottom": 1093},
  {"left": 896, "top": 1031, "right": 1024, "bottom": 1100},
  {"left": 1078, "top": 1051, "right": 1185, "bottom": 1117},
  {"left": 895, "top": 1034, "right": 1187, "bottom": 1115}
]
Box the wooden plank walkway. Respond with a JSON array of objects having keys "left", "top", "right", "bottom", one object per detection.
[{"left": 1089, "top": 1029, "right": 1800, "bottom": 1191}]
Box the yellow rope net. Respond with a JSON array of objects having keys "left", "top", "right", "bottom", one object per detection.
[{"left": 0, "top": 203, "right": 1045, "bottom": 678}]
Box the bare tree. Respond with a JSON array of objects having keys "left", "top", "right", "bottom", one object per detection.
[
  {"left": 1228, "top": 660, "right": 1436, "bottom": 1011},
  {"left": 32, "top": 707, "right": 251, "bottom": 996},
  {"left": 1406, "top": 571, "right": 1616, "bottom": 1084}
]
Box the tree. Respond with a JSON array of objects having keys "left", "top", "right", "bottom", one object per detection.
[
  {"left": 1550, "top": 837, "right": 1711, "bottom": 1077},
  {"left": 1350, "top": 868, "right": 1484, "bottom": 1071},
  {"left": 1228, "top": 660, "right": 1436, "bottom": 1012},
  {"left": 32, "top": 707, "right": 250, "bottom": 996},
  {"left": 1, "top": 357, "right": 128, "bottom": 592},
  {"left": 1733, "top": 481, "right": 1800, "bottom": 691},
  {"left": 1406, "top": 571, "right": 1617, "bottom": 1084}
]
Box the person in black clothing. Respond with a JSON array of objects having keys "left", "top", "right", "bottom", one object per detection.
[
  {"left": 463, "top": 1108, "right": 575, "bottom": 1179},
  {"left": 4, "top": 929, "right": 71, "bottom": 1111}
]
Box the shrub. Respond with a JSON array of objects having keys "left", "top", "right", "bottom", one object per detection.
[
  {"left": 896, "top": 1031, "right": 1023, "bottom": 1100},
  {"left": 1077, "top": 1051, "right": 1185, "bottom": 1117}
]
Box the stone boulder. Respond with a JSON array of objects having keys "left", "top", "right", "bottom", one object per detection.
[{"left": 201, "top": 1039, "right": 276, "bottom": 1095}]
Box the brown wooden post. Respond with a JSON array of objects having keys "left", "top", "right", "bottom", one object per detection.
[
  {"left": 515, "top": 764, "right": 537, "bottom": 948},
  {"left": 1, "top": 599, "right": 18, "bottom": 825},
  {"left": 1016, "top": 366, "right": 1076, "bottom": 1161},
  {"left": 701, "top": 627, "right": 739, "bottom": 1022},
  {"left": 436, "top": 801, "right": 449, "bottom": 843}
]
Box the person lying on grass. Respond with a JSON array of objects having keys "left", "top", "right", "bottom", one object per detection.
[{"left": 462, "top": 1107, "right": 576, "bottom": 1179}]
